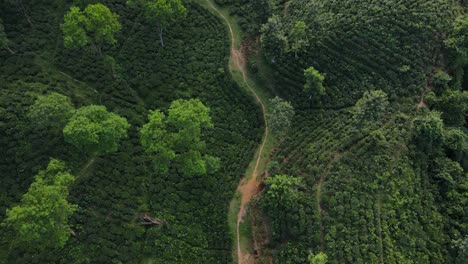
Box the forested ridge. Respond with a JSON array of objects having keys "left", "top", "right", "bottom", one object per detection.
[{"left": 1, "top": 0, "right": 467, "bottom": 264}]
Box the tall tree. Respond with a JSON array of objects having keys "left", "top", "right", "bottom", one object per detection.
[
  {"left": 63, "top": 105, "right": 130, "bottom": 156},
  {"left": 61, "top": 3, "right": 121, "bottom": 53},
  {"left": 262, "top": 174, "right": 303, "bottom": 240},
  {"left": 413, "top": 110, "right": 445, "bottom": 153},
  {"left": 27, "top": 92, "right": 75, "bottom": 130},
  {"left": 308, "top": 252, "right": 328, "bottom": 264},
  {"left": 260, "top": 14, "right": 287, "bottom": 57},
  {"left": 268, "top": 96, "right": 295, "bottom": 137},
  {"left": 304, "top": 66, "right": 326, "bottom": 98},
  {"left": 140, "top": 98, "right": 219, "bottom": 176},
  {"left": 128, "top": 0, "right": 187, "bottom": 47},
  {"left": 288, "top": 21, "right": 308, "bottom": 58},
  {"left": 445, "top": 15, "right": 468, "bottom": 63},
  {"left": 2, "top": 159, "right": 77, "bottom": 250},
  {"left": 351, "top": 90, "right": 389, "bottom": 127}
]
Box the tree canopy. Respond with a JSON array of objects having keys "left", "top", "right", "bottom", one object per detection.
[
  {"left": 308, "top": 252, "right": 328, "bottom": 264},
  {"left": 140, "top": 98, "right": 218, "bottom": 176},
  {"left": 128, "top": 0, "right": 187, "bottom": 47},
  {"left": 3, "top": 159, "right": 77, "bottom": 250},
  {"left": 351, "top": 90, "right": 389, "bottom": 126},
  {"left": 288, "top": 21, "right": 308, "bottom": 57},
  {"left": 445, "top": 15, "right": 468, "bottom": 62},
  {"left": 27, "top": 92, "right": 75, "bottom": 130},
  {"left": 304, "top": 66, "right": 326, "bottom": 97},
  {"left": 268, "top": 96, "right": 295, "bottom": 137},
  {"left": 63, "top": 105, "right": 130, "bottom": 156},
  {"left": 61, "top": 3, "right": 121, "bottom": 49}
]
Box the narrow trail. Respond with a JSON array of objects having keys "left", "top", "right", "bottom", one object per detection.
[{"left": 205, "top": 1, "right": 270, "bottom": 263}]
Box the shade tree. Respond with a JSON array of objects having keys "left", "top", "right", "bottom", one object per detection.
[
  {"left": 288, "top": 21, "right": 308, "bottom": 58},
  {"left": 63, "top": 105, "right": 130, "bottom": 156},
  {"left": 2, "top": 159, "right": 77, "bottom": 250},
  {"left": 268, "top": 96, "right": 295, "bottom": 137},
  {"left": 127, "top": 0, "right": 187, "bottom": 47},
  {"left": 140, "top": 98, "right": 219, "bottom": 177},
  {"left": 27, "top": 92, "right": 75, "bottom": 130},
  {"left": 61, "top": 3, "right": 121, "bottom": 53},
  {"left": 351, "top": 90, "right": 389, "bottom": 127},
  {"left": 304, "top": 66, "right": 326, "bottom": 99}
]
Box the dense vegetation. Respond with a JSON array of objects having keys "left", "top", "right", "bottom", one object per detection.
[
  {"left": 0, "top": 0, "right": 262, "bottom": 263},
  {"left": 0, "top": 0, "right": 467, "bottom": 263},
  {"left": 256, "top": 0, "right": 468, "bottom": 263}
]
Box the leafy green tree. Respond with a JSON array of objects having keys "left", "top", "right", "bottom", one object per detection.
[
  {"left": 288, "top": 21, "right": 308, "bottom": 58},
  {"left": 262, "top": 174, "right": 303, "bottom": 240},
  {"left": 27, "top": 92, "right": 75, "bottom": 130},
  {"left": 304, "top": 66, "right": 326, "bottom": 98},
  {"left": 61, "top": 6, "right": 88, "bottom": 48},
  {"left": 63, "top": 105, "right": 130, "bottom": 156},
  {"left": 308, "top": 252, "right": 328, "bottom": 264},
  {"left": 445, "top": 16, "right": 468, "bottom": 62},
  {"left": 3, "top": 159, "right": 77, "bottom": 249},
  {"left": 61, "top": 4, "right": 121, "bottom": 52},
  {"left": 260, "top": 14, "right": 287, "bottom": 57},
  {"left": 434, "top": 90, "right": 467, "bottom": 127},
  {"left": 84, "top": 4, "right": 121, "bottom": 46},
  {"left": 444, "top": 128, "right": 468, "bottom": 161},
  {"left": 454, "top": 236, "right": 468, "bottom": 264},
  {"left": 351, "top": 90, "right": 389, "bottom": 126},
  {"left": 432, "top": 71, "right": 452, "bottom": 95},
  {"left": 140, "top": 98, "right": 218, "bottom": 176},
  {"left": 0, "top": 18, "right": 13, "bottom": 54},
  {"left": 128, "top": 0, "right": 187, "bottom": 47},
  {"left": 268, "top": 96, "right": 295, "bottom": 137},
  {"left": 413, "top": 110, "right": 445, "bottom": 152}
]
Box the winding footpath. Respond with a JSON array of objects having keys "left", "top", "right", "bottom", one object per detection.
[{"left": 203, "top": 1, "right": 270, "bottom": 263}]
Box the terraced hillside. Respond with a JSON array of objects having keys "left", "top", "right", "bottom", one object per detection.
[
  {"left": 0, "top": 0, "right": 261, "bottom": 263},
  {"left": 263, "top": 0, "right": 462, "bottom": 108},
  {"left": 255, "top": 0, "right": 468, "bottom": 263}
]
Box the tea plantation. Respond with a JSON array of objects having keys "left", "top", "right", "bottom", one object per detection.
[
  {"left": 255, "top": 0, "right": 468, "bottom": 263},
  {"left": 0, "top": 0, "right": 467, "bottom": 263},
  {"left": 0, "top": 0, "right": 261, "bottom": 263}
]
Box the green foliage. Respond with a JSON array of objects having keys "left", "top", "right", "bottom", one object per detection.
[
  {"left": 432, "top": 90, "right": 468, "bottom": 127},
  {"left": 268, "top": 96, "right": 295, "bottom": 137},
  {"left": 262, "top": 174, "right": 305, "bottom": 242},
  {"left": 3, "top": 159, "right": 77, "bottom": 250},
  {"left": 215, "top": 0, "right": 274, "bottom": 36},
  {"left": 0, "top": 1, "right": 261, "bottom": 262},
  {"left": 308, "top": 252, "right": 328, "bottom": 264},
  {"left": 453, "top": 236, "right": 468, "bottom": 264},
  {"left": 143, "top": 0, "right": 187, "bottom": 27},
  {"left": 61, "top": 4, "right": 121, "bottom": 49},
  {"left": 351, "top": 90, "right": 389, "bottom": 127},
  {"left": 27, "top": 92, "right": 75, "bottom": 130},
  {"left": 141, "top": 98, "right": 218, "bottom": 176},
  {"left": 63, "top": 105, "right": 130, "bottom": 156},
  {"left": 413, "top": 110, "right": 445, "bottom": 152},
  {"left": 129, "top": 0, "right": 187, "bottom": 46},
  {"left": 288, "top": 21, "right": 308, "bottom": 57},
  {"left": 261, "top": 14, "right": 287, "bottom": 57},
  {"left": 445, "top": 16, "right": 468, "bottom": 62},
  {"left": 61, "top": 6, "right": 88, "bottom": 48},
  {"left": 83, "top": 3, "right": 121, "bottom": 46},
  {"left": 262, "top": 0, "right": 458, "bottom": 107},
  {"left": 304, "top": 66, "right": 326, "bottom": 97},
  {"left": 432, "top": 71, "right": 452, "bottom": 95}
]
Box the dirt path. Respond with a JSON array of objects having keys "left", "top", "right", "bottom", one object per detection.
[{"left": 205, "top": 1, "right": 270, "bottom": 263}]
